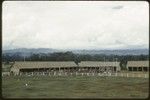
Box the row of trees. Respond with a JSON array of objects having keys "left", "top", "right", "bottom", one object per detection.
[
  {"left": 2, "top": 51, "right": 149, "bottom": 70},
  {"left": 2, "top": 51, "right": 149, "bottom": 62}
]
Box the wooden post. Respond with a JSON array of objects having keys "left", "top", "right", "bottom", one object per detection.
[
  {"left": 142, "top": 67, "right": 143, "bottom": 72},
  {"left": 38, "top": 68, "right": 39, "bottom": 75},
  {"left": 81, "top": 73, "right": 83, "bottom": 76},
  {"left": 109, "top": 72, "right": 111, "bottom": 76},
  {"left": 49, "top": 68, "right": 50, "bottom": 76},
  {"left": 92, "top": 73, "right": 94, "bottom": 76},
  {"left": 87, "top": 73, "right": 89, "bottom": 76},
  {"left": 145, "top": 74, "right": 147, "bottom": 78},
  {"left": 54, "top": 71, "right": 56, "bottom": 76},
  {"left": 63, "top": 68, "right": 65, "bottom": 73}
]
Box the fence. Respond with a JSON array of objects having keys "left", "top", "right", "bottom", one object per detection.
[
  {"left": 2, "top": 72, "right": 10, "bottom": 76},
  {"left": 112, "top": 72, "right": 149, "bottom": 78},
  {"left": 9, "top": 71, "right": 149, "bottom": 78}
]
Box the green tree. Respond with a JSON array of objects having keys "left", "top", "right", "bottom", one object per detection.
[
  {"left": 120, "top": 59, "right": 127, "bottom": 70},
  {"left": 74, "top": 55, "right": 81, "bottom": 66}
]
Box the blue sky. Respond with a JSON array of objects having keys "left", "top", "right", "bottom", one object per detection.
[{"left": 2, "top": 1, "right": 149, "bottom": 50}]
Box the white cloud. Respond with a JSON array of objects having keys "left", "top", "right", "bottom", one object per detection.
[{"left": 2, "top": 1, "right": 149, "bottom": 50}]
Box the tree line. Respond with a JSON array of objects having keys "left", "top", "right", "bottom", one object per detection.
[
  {"left": 2, "top": 51, "right": 149, "bottom": 62},
  {"left": 2, "top": 51, "right": 149, "bottom": 70}
]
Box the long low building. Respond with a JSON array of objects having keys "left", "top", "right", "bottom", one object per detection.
[
  {"left": 10, "top": 61, "right": 120, "bottom": 75},
  {"left": 127, "top": 61, "right": 149, "bottom": 71}
]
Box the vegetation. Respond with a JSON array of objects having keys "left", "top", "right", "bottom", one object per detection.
[
  {"left": 120, "top": 60, "right": 128, "bottom": 70},
  {"left": 2, "top": 63, "right": 12, "bottom": 72},
  {"left": 2, "top": 76, "right": 148, "bottom": 98},
  {"left": 2, "top": 51, "right": 148, "bottom": 71},
  {"left": 2, "top": 51, "right": 149, "bottom": 62},
  {"left": 74, "top": 55, "right": 81, "bottom": 66}
]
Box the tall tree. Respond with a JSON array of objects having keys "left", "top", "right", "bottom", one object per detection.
[
  {"left": 120, "top": 59, "right": 127, "bottom": 70},
  {"left": 74, "top": 55, "right": 81, "bottom": 66}
]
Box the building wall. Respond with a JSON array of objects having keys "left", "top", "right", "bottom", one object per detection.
[
  {"left": 127, "top": 66, "right": 149, "bottom": 71},
  {"left": 10, "top": 61, "right": 121, "bottom": 75},
  {"left": 127, "top": 61, "right": 149, "bottom": 71}
]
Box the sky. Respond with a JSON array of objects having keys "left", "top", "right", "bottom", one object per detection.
[{"left": 2, "top": 1, "right": 149, "bottom": 50}]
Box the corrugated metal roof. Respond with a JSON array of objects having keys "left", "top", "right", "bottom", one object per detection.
[
  {"left": 79, "top": 61, "right": 119, "bottom": 67},
  {"left": 127, "top": 61, "right": 149, "bottom": 67},
  {"left": 13, "top": 61, "right": 76, "bottom": 69},
  {"left": 12, "top": 61, "right": 119, "bottom": 69}
]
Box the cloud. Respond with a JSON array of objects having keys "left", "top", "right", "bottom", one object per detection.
[
  {"left": 112, "top": 5, "right": 123, "bottom": 9},
  {"left": 2, "top": 1, "right": 149, "bottom": 50}
]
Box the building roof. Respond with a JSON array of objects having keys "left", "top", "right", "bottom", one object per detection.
[
  {"left": 12, "top": 61, "right": 120, "bottom": 69},
  {"left": 127, "top": 61, "right": 149, "bottom": 67},
  {"left": 79, "top": 61, "right": 119, "bottom": 67}
]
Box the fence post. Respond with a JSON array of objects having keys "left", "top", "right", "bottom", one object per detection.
[
  {"left": 109, "top": 72, "right": 111, "bottom": 76},
  {"left": 65, "top": 72, "right": 67, "bottom": 76},
  {"left": 145, "top": 74, "right": 147, "bottom": 78},
  {"left": 59, "top": 73, "right": 61, "bottom": 76},
  {"left": 127, "top": 73, "right": 128, "bottom": 77},
  {"left": 92, "top": 73, "right": 94, "bottom": 76},
  {"left": 54, "top": 72, "right": 56, "bottom": 76},
  {"left": 87, "top": 73, "right": 89, "bottom": 76},
  {"left": 81, "top": 73, "right": 83, "bottom": 76}
]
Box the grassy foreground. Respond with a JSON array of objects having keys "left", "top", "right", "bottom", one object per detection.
[{"left": 2, "top": 76, "right": 149, "bottom": 98}]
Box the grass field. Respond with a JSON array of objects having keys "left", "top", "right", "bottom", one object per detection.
[{"left": 2, "top": 76, "right": 149, "bottom": 98}]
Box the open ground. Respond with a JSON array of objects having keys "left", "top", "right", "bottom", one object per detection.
[{"left": 2, "top": 76, "right": 149, "bottom": 98}]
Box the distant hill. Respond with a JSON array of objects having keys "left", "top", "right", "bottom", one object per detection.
[
  {"left": 2, "top": 48, "right": 60, "bottom": 57},
  {"left": 2, "top": 48, "right": 149, "bottom": 56},
  {"left": 72, "top": 49, "right": 149, "bottom": 55},
  {"left": 3, "top": 48, "right": 59, "bottom": 54}
]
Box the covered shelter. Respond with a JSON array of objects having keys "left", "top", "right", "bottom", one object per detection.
[
  {"left": 10, "top": 61, "right": 120, "bottom": 75},
  {"left": 127, "top": 61, "right": 149, "bottom": 72}
]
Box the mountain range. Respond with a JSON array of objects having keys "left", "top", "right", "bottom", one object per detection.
[{"left": 2, "top": 48, "right": 149, "bottom": 56}]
